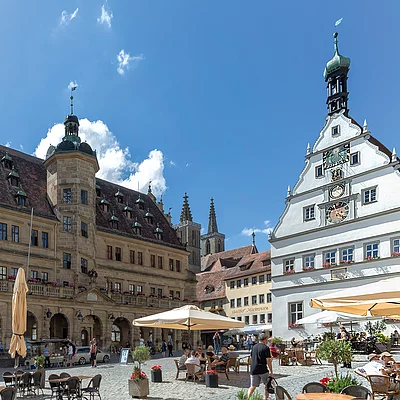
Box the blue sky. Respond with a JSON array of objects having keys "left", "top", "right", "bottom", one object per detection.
[{"left": 1, "top": 1, "right": 400, "bottom": 251}]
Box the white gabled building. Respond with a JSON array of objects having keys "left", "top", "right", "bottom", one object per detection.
[{"left": 270, "top": 33, "right": 400, "bottom": 340}]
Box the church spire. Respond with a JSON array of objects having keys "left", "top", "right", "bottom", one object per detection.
[
  {"left": 180, "top": 192, "right": 193, "bottom": 223},
  {"left": 324, "top": 32, "right": 351, "bottom": 116},
  {"left": 207, "top": 198, "right": 218, "bottom": 233}
]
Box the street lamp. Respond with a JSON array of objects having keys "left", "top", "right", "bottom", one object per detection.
[
  {"left": 108, "top": 313, "right": 115, "bottom": 321},
  {"left": 76, "top": 310, "right": 83, "bottom": 322},
  {"left": 45, "top": 309, "right": 52, "bottom": 319}
]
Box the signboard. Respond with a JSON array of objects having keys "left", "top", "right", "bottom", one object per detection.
[{"left": 120, "top": 348, "right": 130, "bottom": 364}]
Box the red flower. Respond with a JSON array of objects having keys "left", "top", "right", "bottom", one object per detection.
[
  {"left": 151, "top": 365, "right": 162, "bottom": 371},
  {"left": 319, "top": 377, "right": 331, "bottom": 386}
]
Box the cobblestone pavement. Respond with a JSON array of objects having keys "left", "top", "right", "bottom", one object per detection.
[{"left": 0, "top": 352, "right": 370, "bottom": 400}]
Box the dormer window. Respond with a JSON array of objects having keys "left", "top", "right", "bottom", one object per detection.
[
  {"left": 7, "top": 167, "right": 19, "bottom": 187},
  {"left": 100, "top": 199, "right": 109, "bottom": 212},
  {"left": 109, "top": 215, "right": 119, "bottom": 229},
  {"left": 132, "top": 218, "right": 142, "bottom": 235},
  {"left": 204, "top": 285, "right": 215, "bottom": 294},
  {"left": 15, "top": 185, "right": 27, "bottom": 207},
  {"left": 144, "top": 209, "right": 154, "bottom": 225},
  {"left": 95, "top": 184, "right": 101, "bottom": 197},
  {"left": 1, "top": 152, "right": 13, "bottom": 169},
  {"left": 136, "top": 195, "right": 145, "bottom": 210},
  {"left": 154, "top": 223, "right": 163, "bottom": 240},
  {"left": 124, "top": 204, "right": 133, "bottom": 219},
  {"left": 115, "top": 189, "right": 124, "bottom": 204}
]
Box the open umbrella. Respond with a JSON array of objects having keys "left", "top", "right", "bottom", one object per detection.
[
  {"left": 133, "top": 305, "right": 244, "bottom": 330},
  {"left": 9, "top": 268, "right": 29, "bottom": 363},
  {"left": 296, "top": 310, "right": 368, "bottom": 325},
  {"left": 310, "top": 276, "right": 400, "bottom": 317}
]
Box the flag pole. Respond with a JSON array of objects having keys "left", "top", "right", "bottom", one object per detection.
[{"left": 26, "top": 207, "right": 34, "bottom": 278}]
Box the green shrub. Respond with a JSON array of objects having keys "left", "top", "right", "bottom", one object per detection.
[
  {"left": 271, "top": 337, "right": 283, "bottom": 345},
  {"left": 326, "top": 373, "right": 360, "bottom": 393},
  {"left": 376, "top": 332, "right": 390, "bottom": 343},
  {"left": 323, "top": 331, "right": 335, "bottom": 341},
  {"left": 132, "top": 346, "right": 150, "bottom": 372},
  {"left": 236, "top": 389, "right": 264, "bottom": 400},
  {"left": 317, "top": 339, "right": 352, "bottom": 379}
]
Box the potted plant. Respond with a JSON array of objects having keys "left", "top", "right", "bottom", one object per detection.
[
  {"left": 320, "top": 373, "right": 360, "bottom": 393},
  {"left": 129, "top": 346, "right": 150, "bottom": 398},
  {"left": 150, "top": 364, "right": 162, "bottom": 382},
  {"left": 316, "top": 339, "right": 352, "bottom": 380},
  {"left": 205, "top": 369, "right": 218, "bottom": 388},
  {"left": 34, "top": 355, "right": 46, "bottom": 388}
]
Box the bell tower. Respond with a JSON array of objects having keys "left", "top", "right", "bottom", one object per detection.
[
  {"left": 175, "top": 193, "right": 201, "bottom": 273},
  {"left": 324, "top": 32, "right": 351, "bottom": 116},
  {"left": 201, "top": 198, "right": 225, "bottom": 256}
]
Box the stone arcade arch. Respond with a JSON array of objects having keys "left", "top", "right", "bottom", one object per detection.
[
  {"left": 81, "top": 314, "right": 103, "bottom": 347},
  {"left": 26, "top": 311, "right": 38, "bottom": 341},
  {"left": 111, "top": 317, "right": 131, "bottom": 347},
  {"left": 50, "top": 313, "right": 69, "bottom": 339}
]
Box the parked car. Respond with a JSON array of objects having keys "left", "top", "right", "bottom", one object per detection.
[{"left": 72, "top": 346, "right": 111, "bottom": 365}]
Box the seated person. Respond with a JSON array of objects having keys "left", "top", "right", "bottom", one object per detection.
[
  {"left": 210, "top": 347, "right": 229, "bottom": 371},
  {"left": 196, "top": 347, "right": 207, "bottom": 365},
  {"left": 227, "top": 344, "right": 239, "bottom": 358},
  {"left": 291, "top": 337, "right": 299, "bottom": 347},
  {"left": 206, "top": 345, "right": 217, "bottom": 362},
  {"left": 178, "top": 348, "right": 190, "bottom": 370},
  {"left": 381, "top": 351, "right": 396, "bottom": 368},
  {"left": 354, "top": 353, "right": 385, "bottom": 377},
  {"left": 185, "top": 351, "right": 204, "bottom": 374},
  {"left": 267, "top": 339, "right": 281, "bottom": 358}
]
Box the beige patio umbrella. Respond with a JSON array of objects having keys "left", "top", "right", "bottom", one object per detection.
[
  {"left": 310, "top": 276, "right": 400, "bottom": 317},
  {"left": 9, "top": 268, "right": 29, "bottom": 360},
  {"left": 133, "top": 304, "right": 244, "bottom": 335}
]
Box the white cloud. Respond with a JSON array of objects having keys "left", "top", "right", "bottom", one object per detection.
[
  {"left": 34, "top": 119, "right": 167, "bottom": 197},
  {"left": 117, "top": 50, "right": 145, "bottom": 76},
  {"left": 185, "top": 163, "right": 190, "bottom": 167},
  {"left": 60, "top": 8, "right": 79, "bottom": 26},
  {"left": 169, "top": 160, "right": 176, "bottom": 166},
  {"left": 4, "top": 142, "right": 11, "bottom": 147},
  {"left": 97, "top": 5, "right": 113, "bottom": 28},
  {"left": 241, "top": 220, "right": 273, "bottom": 236},
  {"left": 68, "top": 81, "right": 78, "bottom": 90}
]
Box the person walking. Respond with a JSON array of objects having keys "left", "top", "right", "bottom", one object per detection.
[
  {"left": 67, "top": 342, "right": 74, "bottom": 367},
  {"left": 43, "top": 344, "right": 51, "bottom": 368},
  {"left": 90, "top": 338, "right": 98, "bottom": 368},
  {"left": 247, "top": 335, "right": 253, "bottom": 351},
  {"left": 213, "top": 331, "right": 221, "bottom": 355},
  {"left": 161, "top": 339, "right": 167, "bottom": 358},
  {"left": 167, "top": 337, "right": 174, "bottom": 357},
  {"left": 248, "top": 333, "right": 274, "bottom": 400}
]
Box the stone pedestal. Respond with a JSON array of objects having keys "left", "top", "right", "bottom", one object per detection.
[{"left": 128, "top": 378, "right": 149, "bottom": 398}]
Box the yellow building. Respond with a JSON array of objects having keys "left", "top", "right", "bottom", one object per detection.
[
  {"left": 0, "top": 106, "right": 196, "bottom": 350},
  {"left": 224, "top": 251, "right": 272, "bottom": 330}
]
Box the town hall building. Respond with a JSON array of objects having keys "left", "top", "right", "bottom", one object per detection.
[{"left": 270, "top": 33, "right": 400, "bottom": 339}]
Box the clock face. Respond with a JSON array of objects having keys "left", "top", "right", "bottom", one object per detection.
[
  {"left": 326, "top": 201, "right": 349, "bottom": 224},
  {"left": 323, "top": 143, "right": 350, "bottom": 169},
  {"left": 330, "top": 184, "right": 345, "bottom": 199}
]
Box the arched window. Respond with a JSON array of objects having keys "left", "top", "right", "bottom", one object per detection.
[
  {"left": 206, "top": 240, "right": 210, "bottom": 255},
  {"left": 217, "top": 239, "right": 221, "bottom": 253},
  {"left": 111, "top": 324, "right": 121, "bottom": 342}
]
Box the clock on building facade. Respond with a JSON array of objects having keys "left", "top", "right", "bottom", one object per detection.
[
  {"left": 326, "top": 201, "right": 349, "bottom": 224},
  {"left": 323, "top": 143, "right": 350, "bottom": 169},
  {"left": 329, "top": 184, "right": 345, "bottom": 199}
]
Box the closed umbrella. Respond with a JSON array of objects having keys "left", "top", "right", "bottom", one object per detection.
[
  {"left": 310, "top": 276, "right": 400, "bottom": 317},
  {"left": 9, "top": 268, "right": 29, "bottom": 362}
]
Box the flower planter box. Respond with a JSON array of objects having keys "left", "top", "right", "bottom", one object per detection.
[
  {"left": 128, "top": 378, "right": 149, "bottom": 398},
  {"left": 205, "top": 374, "right": 218, "bottom": 388},
  {"left": 151, "top": 369, "right": 162, "bottom": 382}
]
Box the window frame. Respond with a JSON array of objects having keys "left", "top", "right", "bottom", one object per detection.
[
  {"left": 267, "top": 293, "right": 272, "bottom": 303},
  {"left": 63, "top": 216, "right": 72, "bottom": 233},
  {"left": 230, "top": 299, "right": 235, "bottom": 308},
  {"left": 11, "top": 225, "right": 19, "bottom": 243},
  {"left": 81, "top": 221, "right": 88, "bottom": 238},
  {"left": 41, "top": 231, "right": 49, "bottom": 248},
  {"left": 392, "top": 238, "right": 400, "bottom": 255},
  {"left": 106, "top": 245, "right": 113, "bottom": 260},
  {"left": 169, "top": 258, "right": 174, "bottom": 271},
  {"left": 303, "top": 254, "right": 315, "bottom": 269},
  {"left": 340, "top": 247, "right": 354, "bottom": 263},
  {"left": 252, "top": 276, "right": 257, "bottom": 285},
  {"left": 63, "top": 188, "right": 72, "bottom": 203},
  {"left": 350, "top": 151, "right": 360, "bottom": 166},
  {"left": 252, "top": 295, "right": 257, "bottom": 305},
  {"left": 236, "top": 298, "right": 242, "bottom": 307},
  {"left": 266, "top": 273, "right": 271, "bottom": 282},
  {"left": 41, "top": 272, "right": 48, "bottom": 282},
  {"left": 0, "top": 223, "right": 8, "bottom": 241},
  {"left": 130, "top": 250, "right": 135, "bottom": 264},
  {"left": 244, "top": 278, "right": 249, "bottom": 287},
  {"left": 150, "top": 255, "right": 156, "bottom": 268},
  {"left": 284, "top": 258, "right": 295, "bottom": 274},
  {"left": 324, "top": 250, "right": 337, "bottom": 266},
  {"left": 230, "top": 281, "right": 235, "bottom": 289},
  {"left": 81, "top": 258, "right": 88, "bottom": 274},
  {"left": 289, "top": 301, "right": 303, "bottom": 325},
  {"left": 81, "top": 190, "right": 88, "bottom": 205},
  {"left": 362, "top": 186, "right": 377, "bottom": 205},
  {"left": 303, "top": 205, "right": 315, "bottom": 221},
  {"left": 236, "top": 279, "right": 242, "bottom": 288},
  {"left": 315, "top": 165, "right": 324, "bottom": 178},
  {"left": 244, "top": 296, "right": 249, "bottom": 306},
  {"left": 63, "top": 253, "right": 71, "bottom": 269},
  {"left": 176, "top": 260, "right": 181, "bottom": 272},
  {"left": 115, "top": 247, "right": 122, "bottom": 262},
  {"left": 0, "top": 267, "right": 7, "bottom": 280},
  {"left": 365, "top": 242, "right": 379, "bottom": 259},
  {"left": 31, "top": 229, "right": 38, "bottom": 246},
  {"left": 138, "top": 252, "right": 143, "bottom": 265},
  {"left": 259, "top": 294, "right": 265, "bottom": 304},
  {"left": 331, "top": 125, "right": 340, "bottom": 137}
]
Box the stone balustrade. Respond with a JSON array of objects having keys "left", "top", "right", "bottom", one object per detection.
[{"left": 0, "top": 280, "right": 188, "bottom": 309}]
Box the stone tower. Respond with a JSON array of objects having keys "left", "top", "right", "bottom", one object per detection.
[
  {"left": 201, "top": 198, "right": 225, "bottom": 256},
  {"left": 175, "top": 193, "right": 201, "bottom": 273},
  {"left": 44, "top": 93, "right": 99, "bottom": 286}
]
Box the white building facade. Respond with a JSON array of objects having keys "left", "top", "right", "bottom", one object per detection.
[{"left": 270, "top": 33, "right": 400, "bottom": 340}]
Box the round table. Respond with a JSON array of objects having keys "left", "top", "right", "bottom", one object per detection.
[{"left": 296, "top": 393, "right": 355, "bottom": 400}]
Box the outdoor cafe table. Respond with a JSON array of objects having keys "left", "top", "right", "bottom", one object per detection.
[
  {"left": 0, "top": 386, "right": 5, "bottom": 391},
  {"left": 296, "top": 393, "right": 355, "bottom": 400},
  {"left": 48, "top": 375, "right": 93, "bottom": 400}
]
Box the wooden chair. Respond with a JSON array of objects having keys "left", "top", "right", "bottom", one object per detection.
[
  {"left": 275, "top": 385, "right": 293, "bottom": 400},
  {"left": 236, "top": 356, "right": 251, "bottom": 373},
  {"left": 227, "top": 357, "right": 238, "bottom": 373},
  {"left": 302, "top": 382, "right": 328, "bottom": 393},
  {"left": 173, "top": 359, "right": 187, "bottom": 380},
  {"left": 0, "top": 387, "right": 17, "bottom": 400},
  {"left": 340, "top": 385, "right": 371, "bottom": 399},
  {"left": 286, "top": 349, "right": 297, "bottom": 365},
  {"left": 185, "top": 364, "right": 204, "bottom": 383},
  {"left": 367, "top": 374, "right": 400, "bottom": 399}
]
